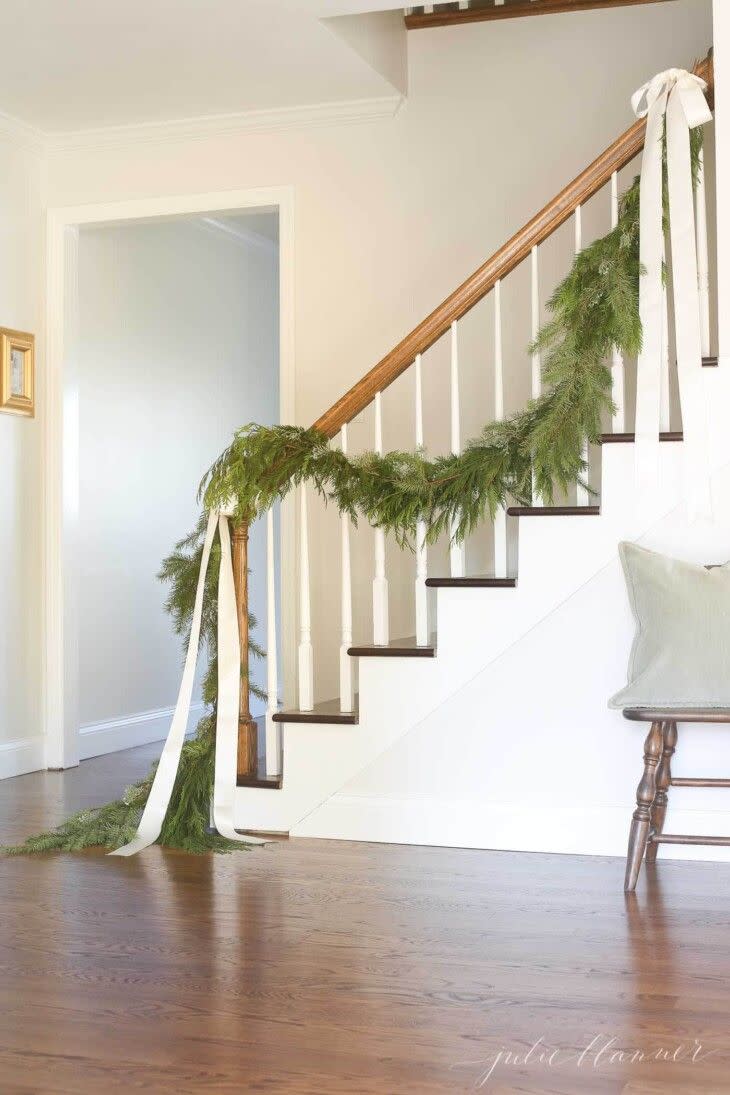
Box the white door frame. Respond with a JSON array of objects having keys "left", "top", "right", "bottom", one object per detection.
[{"left": 43, "top": 185, "right": 296, "bottom": 769}]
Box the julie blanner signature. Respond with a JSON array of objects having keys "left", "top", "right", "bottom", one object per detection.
[{"left": 451, "top": 1034, "right": 720, "bottom": 1089}]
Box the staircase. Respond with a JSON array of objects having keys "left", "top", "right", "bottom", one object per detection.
[{"left": 231, "top": 56, "right": 719, "bottom": 845}]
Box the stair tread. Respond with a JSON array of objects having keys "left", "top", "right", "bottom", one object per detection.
[
  {"left": 426, "top": 575, "right": 516, "bottom": 588},
  {"left": 507, "top": 505, "right": 600, "bottom": 516},
  {"left": 703, "top": 355, "right": 719, "bottom": 366},
  {"left": 273, "top": 697, "right": 358, "bottom": 724},
  {"left": 237, "top": 756, "right": 282, "bottom": 790},
  {"left": 349, "top": 635, "right": 436, "bottom": 657},
  {"left": 600, "top": 431, "right": 682, "bottom": 444}
]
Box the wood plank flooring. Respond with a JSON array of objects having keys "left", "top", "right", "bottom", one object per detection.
[{"left": 2, "top": 744, "right": 730, "bottom": 1093}]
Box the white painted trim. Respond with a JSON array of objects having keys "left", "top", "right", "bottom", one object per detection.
[
  {"left": 0, "top": 95, "right": 403, "bottom": 157},
  {"left": 296, "top": 794, "right": 730, "bottom": 863},
  {"left": 78, "top": 702, "right": 206, "bottom": 761},
  {"left": 44, "top": 184, "right": 296, "bottom": 769},
  {"left": 0, "top": 737, "right": 47, "bottom": 780},
  {"left": 0, "top": 107, "right": 45, "bottom": 155},
  {"left": 44, "top": 95, "right": 404, "bottom": 154},
  {"left": 196, "top": 216, "right": 278, "bottom": 254}
]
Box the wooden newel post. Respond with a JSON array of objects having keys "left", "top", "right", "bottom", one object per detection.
[{"left": 231, "top": 520, "right": 258, "bottom": 779}]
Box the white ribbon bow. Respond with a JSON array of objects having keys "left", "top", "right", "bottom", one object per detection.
[
  {"left": 631, "top": 68, "right": 712, "bottom": 521},
  {"left": 110, "top": 507, "right": 266, "bottom": 856}
]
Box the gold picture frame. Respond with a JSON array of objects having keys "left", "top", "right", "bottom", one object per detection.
[{"left": 0, "top": 327, "right": 35, "bottom": 417}]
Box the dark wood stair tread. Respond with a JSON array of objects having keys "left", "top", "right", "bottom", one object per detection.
[
  {"left": 426, "top": 576, "right": 516, "bottom": 588},
  {"left": 600, "top": 431, "right": 683, "bottom": 444},
  {"left": 237, "top": 716, "right": 282, "bottom": 788},
  {"left": 348, "top": 635, "right": 435, "bottom": 657},
  {"left": 703, "top": 356, "right": 719, "bottom": 367},
  {"left": 237, "top": 757, "right": 282, "bottom": 790},
  {"left": 273, "top": 697, "right": 358, "bottom": 725},
  {"left": 507, "top": 505, "right": 600, "bottom": 517}
]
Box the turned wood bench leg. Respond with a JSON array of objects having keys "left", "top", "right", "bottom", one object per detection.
[
  {"left": 646, "top": 721, "right": 678, "bottom": 865},
  {"left": 624, "top": 720, "right": 664, "bottom": 892}
]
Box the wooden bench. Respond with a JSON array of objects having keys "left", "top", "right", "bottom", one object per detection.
[{"left": 623, "top": 709, "right": 730, "bottom": 892}]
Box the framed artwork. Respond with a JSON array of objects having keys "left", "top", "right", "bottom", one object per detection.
[{"left": 0, "top": 328, "right": 35, "bottom": 417}]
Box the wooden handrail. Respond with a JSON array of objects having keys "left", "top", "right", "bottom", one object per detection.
[
  {"left": 405, "top": 0, "right": 677, "bottom": 32},
  {"left": 312, "top": 54, "right": 712, "bottom": 440}
]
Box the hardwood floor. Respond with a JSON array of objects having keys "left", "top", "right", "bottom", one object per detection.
[{"left": 3, "top": 746, "right": 730, "bottom": 1093}]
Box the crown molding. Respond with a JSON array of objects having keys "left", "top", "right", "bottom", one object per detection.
[
  {"left": 196, "top": 215, "right": 278, "bottom": 254},
  {"left": 43, "top": 93, "right": 404, "bottom": 154},
  {"left": 0, "top": 107, "right": 45, "bottom": 156}
]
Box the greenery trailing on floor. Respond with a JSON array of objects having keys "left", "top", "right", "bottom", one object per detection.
[
  {"left": 4, "top": 130, "right": 701, "bottom": 855},
  {"left": 3, "top": 520, "right": 265, "bottom": 855}
]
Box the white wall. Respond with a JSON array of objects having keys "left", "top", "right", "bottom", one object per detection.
[
  {"left": 76, "top": 216, "right": 278, "bottom": 753},
  {"left": 45, "top": 0, "right": 714, "bottom": 709},
  {"left": 0, "top": 127, "right": 43, "bottom": 777}
]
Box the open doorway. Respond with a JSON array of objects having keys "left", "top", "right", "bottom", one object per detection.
[
  {"left": 44, "top": 189, "right": 295, "bottom": 770},
  {"left": 76, "top": 211, "right": 278, "bottom": 759}
]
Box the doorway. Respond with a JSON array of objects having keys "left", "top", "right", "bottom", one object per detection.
[{"left": 44, "top": 188, "right": 295, "bottom": 770}]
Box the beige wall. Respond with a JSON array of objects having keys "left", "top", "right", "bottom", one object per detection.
[
  {"left": 35, "top": 0, "right": 718, "bottom": 716},
  {"left": 0, "top": 133, "right": 43, "bottom": 752}
]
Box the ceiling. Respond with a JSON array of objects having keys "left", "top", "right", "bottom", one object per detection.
[{"left": 0, "top": 1, "right": 408, "bottom": 134}]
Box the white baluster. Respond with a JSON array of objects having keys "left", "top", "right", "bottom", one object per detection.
[
  {"left": 493, "top": 281, "right": 508, "bottom": 579},
  {"left": 339, "top": 425, "right": 354, "bottom": 711},
  {"left": 458, "top": 0, "right": 468, "bottom": 8},
  {"left": 298, "top": 485, "right": 313, "bottom": 711},
  {"left": 574, "top": 203, "right": 582, "bottom": 255},
  {"left": 660, "top": 239, "right": 671, "bottom": 432},
  {"left": 610, "top": 172, "right": 626, "bottom": 432},
  {"left": 696, "top": 146, "right": 711, "bottom": 359},
  {"left": 531, "top": 244, "right": 541, "bottom": 504},
  {"left": 265, "top": 506, "right": 280, "bottom": 775},
  {"left": 450, "top": 320, "right": 465, "bottom": 578},
  {"left": 574, "top": 204, "right": 590, "bottom": 506},
  {"left": 531, "top": 245, "right": 541, "bottom": 402},
  {"left": 373, "top": 391, "right": 389, "bottom": 646},
  {"left": 414, "top": 354, "right": 430, "bottom": 646},
  {"left": 423, "top": 2, "right": 433, "bottom": 11}
]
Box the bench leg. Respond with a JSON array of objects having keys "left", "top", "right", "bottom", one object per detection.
[
  {"left": 624, "top": 720, "right": 664, "bottom": 892},
  {"left": 646, "top": 721, "right": 678, "bottom": 865}
]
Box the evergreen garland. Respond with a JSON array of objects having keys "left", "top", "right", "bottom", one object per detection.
[
  {"left": 4, "top": 520, "right": 264, "bottom": 855},
  {"left": 4, "top": 131, "right": 702, "bottom": 855}
]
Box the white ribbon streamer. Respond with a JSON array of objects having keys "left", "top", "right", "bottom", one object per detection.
[
  {"left": 631, "top": 69, "right": 713, "bottom": 520},
  {"left": 110, "top": 508, "right": 266, "bottom": 856}
]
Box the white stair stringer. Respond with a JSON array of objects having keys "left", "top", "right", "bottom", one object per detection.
[
  {"left": 304, "top": 454, "right": 730, "bottom": 856},
  {"left": 233, "top": 411, "right": 730, "bottom": 837}
]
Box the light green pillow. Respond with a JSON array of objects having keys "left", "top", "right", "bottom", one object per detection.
[{"left": 610, "top": 541, "right": 730, "bottom": 710}]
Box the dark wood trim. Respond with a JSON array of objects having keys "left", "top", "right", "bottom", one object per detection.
[
  {"left": 703, "top": 355, "right": 719, "bottom": 367},
  {"left": 406, "top": 0, "right": 675, "bottom": 31},
  {"left": 349, "top": 637, "right": 435, "bottom": 657},
  {"left": 507, "top": 505, "right": 600, "bottom": 516},
  {"left": 652, "top": 834, "right": 730, "bottom": 847},
  {"left": 236, "top": 772, "right": 283, "bottom": 789},
  {"left": 236, "top": 754, "right": 283, "bottom": 789},
  {"left": 311, "top": 54, "right": 712, "bottom": 440},
  {"left": 425, "top": 576, "right": 516, "bottom": 588},
  {"left": 624, "top": 708, "right": 730, "bottom": 723},
  {"left": 273, "top": 698, "right": 358, "bottom": 725},
  {"left": 600, "top": 431, "right": 683, "bottom": 444},
  {"left": 672, "top": 778, "right": 730, "bottom": 788}
]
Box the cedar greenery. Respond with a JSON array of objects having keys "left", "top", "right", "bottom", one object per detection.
[
  {"left": 4, "top": 132, "right": 702, "bottom": 855},
  {"left": 4, "top": 520, "right": 264, "bottom": 855}
]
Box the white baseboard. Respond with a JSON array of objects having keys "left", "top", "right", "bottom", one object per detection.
[
  {"left": 295, "top": 794, "right": 730, "bottom": 864},
  {"left": 79, "top": 702, "right": 206, "bottom": 760},
  {"left": 0, "top": 737, "right": 46, "bottom": 780}
]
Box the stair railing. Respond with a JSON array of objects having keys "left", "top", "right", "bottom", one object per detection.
[{"left": 235, "top": 53, "right": 713, "bottom": 780}]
